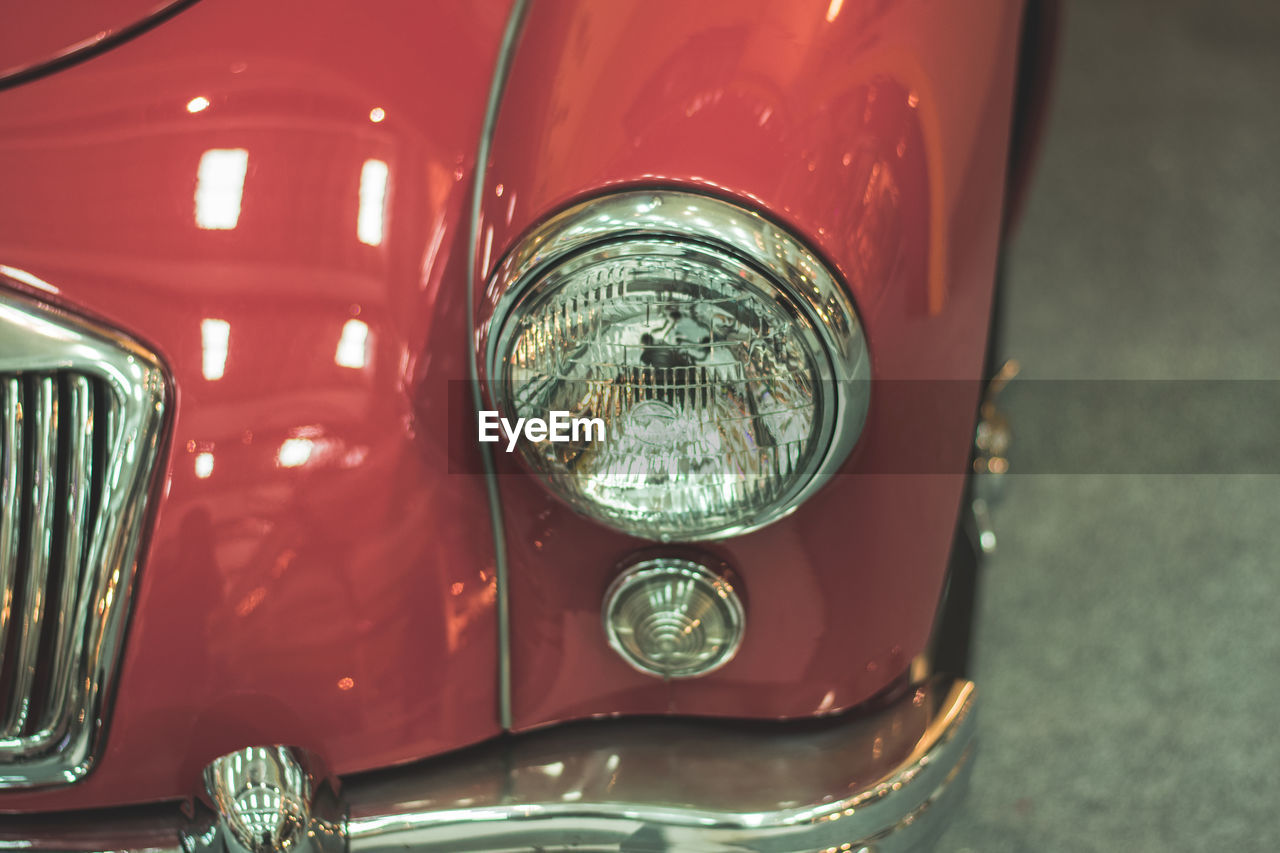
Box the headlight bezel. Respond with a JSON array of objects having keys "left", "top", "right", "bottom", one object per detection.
[{"left": 481, "top": 189, "right": 871, "bottom": 541}]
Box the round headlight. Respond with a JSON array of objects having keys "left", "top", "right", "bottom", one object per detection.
[{"left": 484, "top": 191, "right": 869, "bottom": 541}]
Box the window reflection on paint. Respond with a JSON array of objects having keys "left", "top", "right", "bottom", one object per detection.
[
  {"left": 194, "top": 452, "right": 214, "bottom": 479},
  {"left": 195, "top": 149, "right": 249, "bottom": 230},
  {"left": 335, "top": 318, "right": 370, "bottom": 369},
  {"left": 0, "top": 264, "right": 59, "bottom": 294},
  {"left": 200, "top": 318, "right": 230, "bottom": 380},
  {"left": 358, "top": 159, "right": 389, "bottom": 246},
  {"left": 277, "top": 437, "right": 314, "bottom": 468}
]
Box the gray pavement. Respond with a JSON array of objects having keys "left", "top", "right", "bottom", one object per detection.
[{"left": 945, "top": 1, "right": 1280, "bottom": 851}]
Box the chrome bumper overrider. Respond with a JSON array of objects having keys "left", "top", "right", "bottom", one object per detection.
[{"left": 0, "top": 676, "right": 975, "bottom": 853}]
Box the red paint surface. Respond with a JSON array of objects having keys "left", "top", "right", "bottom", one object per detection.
[
  {"left": 0, "top": 0, "right": 511, "bottom": 812},
  {"left": 0, "top": 0, "right": 1021, "bottom": 812},
  {"left": 0, "top": 0, "right": 192, "bottom": 84},
  {"left": 477, "top": 0, "right": 1022, "bottom": 731}
]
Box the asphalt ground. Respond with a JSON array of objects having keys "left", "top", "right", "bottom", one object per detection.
[{"left": 944, "top": 1, "right": 1280, "bottom": 851}]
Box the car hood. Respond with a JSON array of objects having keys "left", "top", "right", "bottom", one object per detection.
[
  {"left": 0, "top": 0, "right": 192, "bottom": 85},
  {"left": 0, "top": 0, "right": 512, "bottom": 812}
]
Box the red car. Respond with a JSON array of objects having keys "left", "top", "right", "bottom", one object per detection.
[{"left": 0, "top": 1, "right": 1055, "bottom": 850}]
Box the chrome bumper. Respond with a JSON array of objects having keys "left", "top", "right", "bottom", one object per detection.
[{"left": 0, "top": 675, "right": 975, "bottom": 853}]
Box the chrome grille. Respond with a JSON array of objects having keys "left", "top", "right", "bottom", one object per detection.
[{"left": 0, "top": 285, "right": 166, "bottom": 789}]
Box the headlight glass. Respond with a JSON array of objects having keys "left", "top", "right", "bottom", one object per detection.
[{"left": 485, "top": 192, "right": 869, "bottom": 541}]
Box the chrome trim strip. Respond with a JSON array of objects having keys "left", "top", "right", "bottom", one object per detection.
[
  {"left": 467, "top": 0, "right": 529, "bottom": 732},
  {"left": 0, "top": 676, "right": 976, "bottom": 853},
  {"left": 0, "top": 281, "right": 168, "bottom": 788},
  {"left": 0, "top": 378, "right": 21, "bottom": 673},
  {"left": 40, "top": 375, "right": 93, "bottom": 733},
  {"left": 2, "top": 377, "right": 56, "bottom": 737}
]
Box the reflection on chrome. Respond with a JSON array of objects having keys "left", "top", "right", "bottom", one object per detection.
[
  {"left": 357, "top": 159, "right": 389, "bottom": 247},
  {"left": 0, "top": 265, "right": 59, "bottom": 295},
  {"left": 189, "top": 746, "right": 343, "bottom": 853},
  {"left": 200, "top": 318, "right": 230, "bottom": 380},
  {"left": 335, "top": 318, "right": 370, "bottom": 369},
  {"left": 339, "top": 676, "right": 976, "bottom": 853},
  {"left": 970, "top": 358, "right": 1018, "bottom": 554},
  {"left": 195, "top": 149, "right": 249, "bottom": 230}
]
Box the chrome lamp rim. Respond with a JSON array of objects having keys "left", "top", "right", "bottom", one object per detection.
[{"left": 481, "top": 189, "right": 872, "bottom": 541}]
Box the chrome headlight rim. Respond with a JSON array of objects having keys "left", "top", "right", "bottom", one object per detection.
[{"left": 482, "top": 189, "right": 871, "bottom": 541}]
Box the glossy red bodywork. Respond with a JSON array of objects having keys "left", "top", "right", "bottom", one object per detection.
[
  {"left": 0, "top": 0, "right": 192, "bottom": 84},
  {"left": 0, "top": 0, "right": 512, "bottom": 812},
  {"left": 0, "top": 0, "right": 1021, "bottom": 812},
  {"left": 479, "top": 0, "right": 1022, "bottom": 731}
]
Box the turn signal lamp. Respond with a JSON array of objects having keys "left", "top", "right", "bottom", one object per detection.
[{"left": 603, "top": 559, "right": 744, "bottom": 679}]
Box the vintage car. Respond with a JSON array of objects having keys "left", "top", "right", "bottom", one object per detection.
[{"left": 0, "top": 0, "right": 1055, "bottom": 850}]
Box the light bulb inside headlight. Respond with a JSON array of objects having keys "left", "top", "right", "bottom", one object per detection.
[{"left": 485, "top": 192, "right": 869, "bottom": 541}]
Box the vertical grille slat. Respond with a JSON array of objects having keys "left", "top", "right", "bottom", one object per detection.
[
  {"left": 2, "top": 377, "right": 57, "bottom": 737},
  {"left": 0, "top": 287, "right": 167, "bottom": 788},
  {"left": 38, "top": 375, "right": 94, "bottom": 733},
  {"left": 0, "top": 378, "right": 21, "bottom": 669},
  {"left": 0, "top": 374, "right": 103, "bottom": 742}
]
